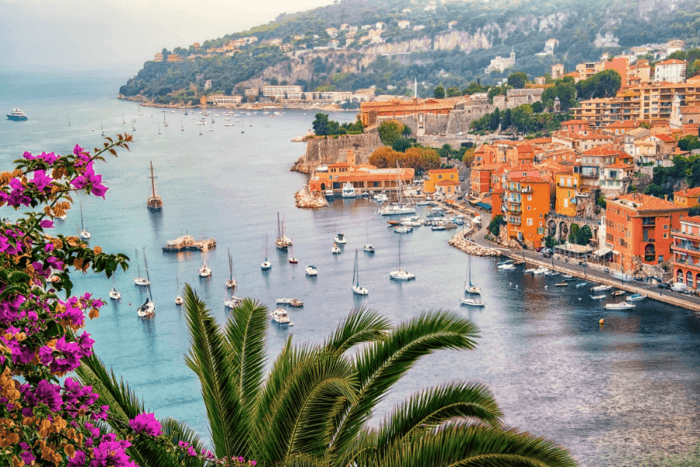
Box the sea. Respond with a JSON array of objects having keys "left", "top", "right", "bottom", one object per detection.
[{"left": 2, "top": 71, "right": 700, "bottom": 465}]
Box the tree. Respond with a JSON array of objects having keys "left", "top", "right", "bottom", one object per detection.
[
  {"left": 369, "top": 146, "right": 400, "bottom": 168},
  {"left": 378, "top": 120, "right": 404, "bottom": 146},
  {"left": 511, "top": 104, "right": 533, "bottom": 133},
  {"left": 392, "top": 137, "right": 413, "bottom": 152},
  {"left": 80, "top": 290, "right": 576, "bottom": 467},
  {"left": 575, "top": 69, "right": 621, "bottom": 100},
  {"left": 401, "top": 124, "right": 412, "bottom": 137},
  {"left": 489, "top": 107, "right": 501, "bottom": 131},
  {"left": 502, "top": 108, "right": 512, "bottom": 129},
  {"left": 507, "top": 72, "right": 529, "bottom": 89},
  {"left": 531, "top": 101, "right": 544, "bottom": 113},
  {"left": 446, "top": 86, "right": 461, "bottom": 97},
  {"left": 575, "top": 225, "right": 593, "bottom": 245},
  {"left": 489, "top": 215, "right": 504, "bottom": 236},
  {"left": 434, "top": 85, "right": 446, "bottom": 99},
  {"left": 312, "top": 113, "right": 331, "bottom": 136},
  {"left": 462, "top": 148, "right": 475, "bottom": 166}
]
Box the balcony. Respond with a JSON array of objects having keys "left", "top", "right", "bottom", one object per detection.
[
  {"left": 507, "top": 205, "right": 522, "bottom": 213},
  {"left": 672, "top": 242, "right": 700, "bottom": 253},
  {"left": 642, "top": 218, "right": 655, "bottom": 226},
  {"left": 509, "top": 218, "right": 521, "bottom": 225}
]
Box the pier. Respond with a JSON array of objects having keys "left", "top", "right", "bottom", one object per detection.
[{"left": 162, "top": 235, "right": 216, "bottom": 252}]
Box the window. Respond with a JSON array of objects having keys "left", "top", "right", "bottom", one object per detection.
[
  {"left": 664, "top": 233, "right": 668, "bottom": 239},
  {"left": 527, "top": 218, "right": 533, "bottom": 226},
  {"left": 664, "top": 225, "right": 669, "bottom": 230},
  {"left": 564, "top": 199, "right": 568, "bottom": 208},
  {"left": 528, "top": 195, "right": 532, "bottom": 201},
  {"left": 527, "top": 206, "right": 531, "bottom": 210}
]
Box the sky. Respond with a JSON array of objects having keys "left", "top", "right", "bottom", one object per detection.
[{"left": 0, "top": 0, "right": 335, "bottom": 78}]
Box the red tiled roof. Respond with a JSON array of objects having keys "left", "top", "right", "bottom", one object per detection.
[
  {"left": 528, "top": 137, "right": 553, "bottom": 144},
  {"left": 657, "top": 58, "right": 686, "bottom": 66},
  {"left": 675, "top": 187, "right": 700, "bottom": 197},
  {"left": 607, "top": 120, "right": 638, "bottom": 128},
  {"left": 429, "top": 169, "right": 459, "bottom": 174},
  {"left": 561, "top": 119, "right": 590, "bottom": 126},
  {"left": 681, "top": 216, "right": 700, "bottom": 225},
  {"left": 517, "top": 144, "right": 534, "bottom": 153},
  {"left": 513, "top": 176, "right": 548, "bottom": 183},
  {"left": 582, "top": 146, "right": 620, "bottom": 156},
  {"left": 613, "top": 193, "right": 686, "bottom": 212},
  {"left": 654, "top": 134, "right": 676, "bottom": 143}
]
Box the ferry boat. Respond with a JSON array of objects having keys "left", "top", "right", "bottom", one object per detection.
[{"left": 6, "top": 108, "right": 28, "bottom": 121}]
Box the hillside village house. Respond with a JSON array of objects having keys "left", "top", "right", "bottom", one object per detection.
[
  {"left": 654, "top": 59, "right": 687, "bottom": 83},
  {"left": 424, "top": 168, "right": 459, "bottom": 194},
  {"left": 671, "top": 216, "right": 700, "bottom": 289},
  {"left": 504, "top": 176, "right": 550, "bottom": 248},
  {"left": 674, "top": 187, "right": 700, "bottom": 208}
]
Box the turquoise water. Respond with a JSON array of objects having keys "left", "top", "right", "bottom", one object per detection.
[{"left": 3, "top": 72, "right": 700, "bottom": 465}]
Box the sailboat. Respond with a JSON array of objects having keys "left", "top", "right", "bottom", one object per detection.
[
  {"left": 180, "top": 118, "right": 184, "bottom": 132},
  {"left": 199, "top": 258, "right": 212, "bottom": 277},
  {"left": 158, "top": 125, "right": 162, "bottom": 135},
  {"left": 109, "top": 276, "right": 121, "bottom": 300},
  {"left": 363, "top": 220, "right": 374, "bottom": 253},
  {"left": 163, "top": 114, "right": 168, "bottom": 127},
  {"left": 122, "top": 113, "right": 126, "bottom": 124},
  {"left": 288, "top": 245, "right": 298, "bottom": 264},
  {"left": 352, "top": 249, "right": 369, "bottom": 295},
  {"left": 137, "top": 251, "right": 155, "bottom": 318},
  {"left": 389, "top": 236, "right": 415, "bottom": 281},
  {"left": 379, "top": 163, "right": 415, "bottom": 216},
  {"left": 275, "top": 212, "right": 292, "bottom": 250},
  {"left": 175, "top": 274, "right": 183, "bottom": 305},
  {"left": 67, "top": 116, "right": 71, "bottom": 127},
  {"left": 146, "top": 161, "right": 163, "bottom": 211},
  {"left": 132, "top": 126, "right": 137, "bottom": 132},
  {"left": 225, "top": 248, "right": 237, "bottom": 289},
  {"left": 134, "top": 248, "right": 150, "bottom": 286},
  {"left": 261, "top": 234, "right": 272, "bottom": 270},
  {"left": 79, "top": 202, "right": 91, "bottom": 240},
  {"left": 224, "top": 292, "right": 242, "bottom": 309},
  {"left": 464, "top": 255, "right": 481, "bottom": 294}
]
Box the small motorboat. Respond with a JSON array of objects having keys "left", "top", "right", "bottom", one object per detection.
[
  {"left": 605, "top": 302, "right": 635, "bottom": 310},
  {"left": 524, "top": 268, "right": 538, "bottom": 274},
  {"left": 591, "top": 284, "right": 612, "bottom": 292},
  {"left": 555, "top": 282, "right": 568, "bottom": 287},
  {"left": 562, "top": 274, "right": 573, "bottom": 279},
  {"left": 305, "top": 265, "right": 318, "bottom": 276},
  {"left": 590, "top": 294, "right": 606, "bottom": 299},
  {"left": 576, "top": 282, "right": 588, "bottom": 288},
  {"left": 497, "top": 260, "right": 515, "bottom": 270},
  {"left": 334, "top": 233, "right": 347, "bottom": 244},
  {"left": 199, "top": 262, "right": 212, "bottom": 278},
  {"left": 109, "top": 288, "right": 121, "bottom": 300},
  {"left": 289, "top": 257, "right": 298, "bottom": 264},
  {"left": 461, "top": 298, "right": 485, "bottom": 307},
  {"left": 390, "top": 269, "right": 416, "bottom": 281},
  {"left": 271, "top": 308, "right": 292, "bottom": 326},
  {"left": 532, "top": 267, "right": 549, "bottom": 275},
  {"left": 626, "top": 293, "right": 646, "bottom": 302},
  {"left": 612, "top": 290, "right": 626, "bottom": 297},
  {"left": 563, "top": 276, "right": 576, "bottom": 282},
  {"left": 431, "top": 223, "right": 446, "bottom": 231},
  {"left": 175, "top": 295, "right": 184, "bottom": 306},
  {"left": 325, "top": 189, "right": 335, "bottom": 198},
  {"left": 332, "top": 243, "right": 342, "bottom": 254},
  {"left": 134, "top": 277, "right": 150, "bottom": 286},
  {"left": 363, "top": 244, "right": 375, "bottom": 253},
  {"left": 394, "top": 226, "right": 413, "bottom": 234},
  {"left": 276, "top": 298, "right": 303, "bottom": 307},
  {"left": 544, "top": 270, "right": 559, "bottom": 276}
]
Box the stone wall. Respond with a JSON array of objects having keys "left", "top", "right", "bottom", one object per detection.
[{"left": 290, "top": 133, "right": 381, "bottom": 173}]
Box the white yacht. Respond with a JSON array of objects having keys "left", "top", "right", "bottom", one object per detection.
[
  {"left": 532, "top": 267, "right": 549, "bottom": 275},
  {"left": 591, "top": 284, "right": 612, "bottom": 292},
  {"left": 461, "top": 297, "right": 485, "bottom": 307},
  {"left": 133, "top": 249, "right": 150, "bottom": 286},
  {"left": 224, "top": 296, "right": 242, "bottom": 309},
  {"left": 464, "top": 255, "right": 481, "bottom": 294},
  {"left": 136, "top": 251, "right": 155, "bottom": 318},
  {"left": 225, "top": 248, "right": 237, "bottom": 289},
  {"left": 79, "top": 202, "right": 90, "bottom": 240},
  {"left": 364, "top": 244, "right": 375, "bottom": 253},
  {"left": 394, "top": 226, "right": 412, "bottom": 234},
  {"left": 379, "top": 204, "right": 416, "bottom": 216},
  {"left": 374, "top": 193, "right": 389, "bottom": 203},
  {"left": 325, "top": 189, "right": 335, "bottom": 198},
  {"left": 341, "top": 182, "right": 356, "bottom": 198},
  {"left": 497, "top": 260, "right": 515, "bottom": 270},
  {"left": 261, "top": 234, "right": 272, "bottom": 270},
  {"left": 174, "top": 274, "right": 183, "bottom": 305},
  {"left": 334, "top": 233, "right": 347, "bottom": 244},
  {"left": 332, "top": 243, "right": 342, "bottom": 255},
  {"left": 352, "top": 250, "right": 369, "bottom": 295},
  {"left": 305, "top": 265, "right": 318, "bottom": 276},
  {"left": 109, "top": 288, "right": 121, "bottom": 300},
  {"left": 389, "top": 237, "right": 415, "bottom": 281},
  {"left": 275, "top": 213, "right": 293, "bottom": 250},
  {"left": 199, "top": 261, "right": 212, "bottom": 278},
  {"left": 605, "top": 302, "right": 635, "bottom": 310},
  {"left": 271, "top": 308, "right": 291, "bottom": 326}
]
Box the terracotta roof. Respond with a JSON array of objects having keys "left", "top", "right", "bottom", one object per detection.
[
  {"left": 654, "top": 134, "right": 676, "bottom": 143},
  {"left": 675, "top": 187, "right": 700, "bottom": 197},
  {"left": 605, "top": 163, "right": 634, "bottom": 169},
  {"left": 429, "top": 169, "right": 459, "bottom": 174},
  {"left": 657, "top": 58, "right": 686, "bottom": 66},
  {"left": 582, "top": 146, "right": 621, "bottom": 156},
  {"left": 611, "top": 193, "right": 687, "bottom": 213},
  {"left": 491, "top": 184, "right": 504, "bottom": 194},
  {"left": 681, "top": 216, "right": 700, "bottom": 225},
  {"left": 607, "top": 120, "right": 637, "bottom": 128},
  {"left": 512, "top": 176, "right": 548, "bottom": 183},
  {"left": 517, "top": 144, "right": 534, "bottom": 153},
  {"left": 561, "top": 119, "right": 590, "bottom": 126},
  {"left": 329, "top": 162, "right": 351, "bottom": 167},
  {"left": 472, "top": 164, "right": 501, "bottom": 171},
  {"left": 572, "top": 133, "right": 613, "bottom": 141},
  {"left": 528, "top": 137, "right": 553, "bottom": 144}
]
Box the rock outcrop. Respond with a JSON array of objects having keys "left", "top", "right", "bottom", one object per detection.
[
  {"left": 449, "top": 231, "right": 504, "bottom": 257},
  {"left": 295, "top": 186, "right": 328, "bottom": 209},
  {"left": 291, "top": 133, "right": 381, "bottom": 173}
]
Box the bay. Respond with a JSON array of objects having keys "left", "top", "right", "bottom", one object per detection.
[{"left": 2, "top": 72, "right": 700, "bottom": 465}]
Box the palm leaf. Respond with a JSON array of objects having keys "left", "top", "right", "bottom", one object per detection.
[
  {"left": 375, "top": 382, "right": 503, "bottom": 455},
  {"left": 376, "top": 423, "right": 577, "bottom": 467},
  {"left": 183, "top": 284, "right": 248, "bottom": 459},
  {"left": 323, "top": 308, "right": 391, "bottom": 356},
  {"left": 331, "top": 311, "right": 479, "bottom": 459}
]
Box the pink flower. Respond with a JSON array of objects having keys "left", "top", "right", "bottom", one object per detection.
[
  {"left": 128, "top": 413, "right": 162, "bottom": 437},
  {"left": 39, "top": 219, "right": 54, "bottom": 229}
]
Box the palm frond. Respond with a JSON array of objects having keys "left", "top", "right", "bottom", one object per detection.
[
  {"left": 331, "top": 311, "right": 479, "bottom": 459},
  {"left": 376, "top": 423, "right": 576, "bottom": 467},
  {"left": 183, "top": 284, "right": 248, "bottom": 460},
  {"left": 323, "top": 308, "right": 391, "bottom": 356},
  {"left": 224, "top": 298, "right": 268, "bottom": 409}
]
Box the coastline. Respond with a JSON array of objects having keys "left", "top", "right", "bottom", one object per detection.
[{"left": 117, "top": 95, "right": 352, "bottom": 112}]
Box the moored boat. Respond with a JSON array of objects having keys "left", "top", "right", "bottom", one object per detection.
[
  {"left": 6, "top": 108, "right": 28, "bottom": 121},
  {"left": 109, "top": 288, "right": 121, "bottom": 300},
  {"left": 605, "top": 302, "right": 635, "bottom": 310},
  {"left": 626, "top": 293, "right": 646, "bottom": 302},
  {"left": 271, "top": 308, "right": 292, "bottom": 326},
  {"left": 590, "top": 294, "right": 606, "bottom": 299},
  {"left": 305, "top": 265, "right": 318, "bottom": 276},
  {"left": 591, "top": 284, "right": 612, "bottom": 292},
  {"left": 461, "top": 297, "right": 485, "bottom": 307}
]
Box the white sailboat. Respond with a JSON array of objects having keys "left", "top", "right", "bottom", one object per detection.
[
  {"left": 134, "top": 248, "right": 150, "bottom": 286},
  {"left": 352, "top": 249, "right": 369, "bottom": 295},
  {"left": 464, "top": 255, "right": 481, "bottom": 294},
  {"left": 175, "top": 274, "right": 183, "bottom": 305},
  {"left": 224, "top": 292, "right": 242, "bottom": 309},
  {"left": 379, "top": 164, "right": 415, "bottom": 216},
  {"left": 261, "top": 234, "right": 272, "bottom": 270},
  {"left": 389, "top": 236, "right": 415, "bottom": 281},
  {"left": 199, "top": 258, "right": 212, "bottom": 277},
  {"left": 275, "top": 213, "right": 292, "bottom": 250},
  {"left": 225, "top": 248, "right": 237, "bottom": 289},
  {"left": 363, "top": 220, "right": 375, "bottom": 253},
  {"left": 163, "top": 114, "right": 168, "bottom": 127},
  {"left": 79, "top": 202, "right": 91, "bottom": 240},
  {"left": 137, "top": 251, "right": 155, "bottom": 318},
  {"left": 109, "top": 276, "right": 121, "bottom": 300}
]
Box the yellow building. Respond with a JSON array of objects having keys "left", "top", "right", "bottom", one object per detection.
[
  {"left": 674, "top": 187, "right": 700, "bottom": 208},
  {"left": 555, "top": 171, "right": 581, "bottom": 217},
  {"left": 167, "top": 54, "right": 183, "bottom": 63},
  {"left": 424, "top": 169, "right": 459, "bottom": 193}
]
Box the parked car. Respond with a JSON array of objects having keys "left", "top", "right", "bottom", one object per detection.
[
  {"left": 657, "top": 283, "right": 671, "bottom": 290},
  {"left": 671, "top": 282, "right": 688, "bottom": 293}
]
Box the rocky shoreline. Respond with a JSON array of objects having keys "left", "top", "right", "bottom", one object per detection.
[
  {"left": 295, "top": 186, "right": 328, "bottom": 209},
  {"left": 448, "top": 230, "right": 504, "bottom": 257}
]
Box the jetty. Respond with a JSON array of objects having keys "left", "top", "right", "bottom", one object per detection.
[
  {"left": 162, "top": 235, "right": 216, "bottom": 252},
  {"left": 295, "top": 186, "right": 328, "bottom": 209}
]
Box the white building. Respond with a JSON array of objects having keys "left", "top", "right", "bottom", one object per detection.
[
  {"left": 262, "top": 85, "right": 303, "bottom": 98},
  {"left": 654, "top": 59, "right": 687, "bottom": 83},
  {"left": 204, "top": 79, "right": 212, "bottom": 90},
  {"left": 325, "top": 27, "right": 338, "bottom": 38},
  {"left": 485, "top": 52, "right": 516, "bottom": 74},
  {"left": 398, "top": 20, "right": 410, "bottom": 29}
]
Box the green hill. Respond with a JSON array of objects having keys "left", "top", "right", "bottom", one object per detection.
[{"left": 119, "top": 0, "right": 700, "bottom": 101}]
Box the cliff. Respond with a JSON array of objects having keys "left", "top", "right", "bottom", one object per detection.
[{"left": 291, "top": 133, "right": 382, "bottom": 173}]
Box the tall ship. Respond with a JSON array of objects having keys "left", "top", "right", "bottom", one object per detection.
[
  {"left": 146, "top": 161, "right": 163, "bottom": 211},
  {"left": 275, "top": 212, "right": 293, "bottom": 250},
  {"left": 6, "top": 108, "right": 28, "bottom": 121}
]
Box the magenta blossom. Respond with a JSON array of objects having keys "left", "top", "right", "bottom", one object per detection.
[{"left": 129, "top": 413, "right": 163, "bottom": 437}]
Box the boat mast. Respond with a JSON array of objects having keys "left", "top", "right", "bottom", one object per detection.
[
  {"left": 80, "top": 202, "right": 85, "bottom": 231},
  {"left": 150, "top": 161, "right": 157, "bottom": 199},
  {"left": 228, "top": 247, "right": 233, "bottom": 280},
  {"left": 468, "top": 255, "right": 471, "bottom": 286},
  {"left": 398, "top": 236, "right": 402, "bottom": 272},
  {"left": 135, "top": 249, "right": 141, "bottom": 278},
  {"left": 143, "top": 248, "right": 152, "bottom": 300}
]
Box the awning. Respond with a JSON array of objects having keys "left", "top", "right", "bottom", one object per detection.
[
  {"left": 474, "top": 202, "right": 492, "bottom": 211},
  {"left": 593, "top": 247, "right": 613, "bottom": 256}
]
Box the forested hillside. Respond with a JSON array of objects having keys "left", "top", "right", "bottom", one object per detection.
[{"left": 120, "top": 0, "right": 700, "bottom": 100}]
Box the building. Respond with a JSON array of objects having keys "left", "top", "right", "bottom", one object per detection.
[
  {"left": 262, "top": 85, "right": 303, "bottom": 98},
  {"left": 561, "top": 119, "right": 591, "bottom": 134},
  {"left": 552, "top": 64, "right": 565, "bottom": 80},
  {"left": 244, "top": 88, "right": 259, "bottom": 97},
  {"left": 671, "top": 217, "right": 700, "bottom": 288},
  {"left": 425, "top": 168, "right": 459, "bottom": 193},
  {"left": 485, "top": 52, "right": 516, "bottom": 74},
  {"left": 575, "top": 62, "right": 604, "bottom": 80},
  {"left": 554, "top": 169, "right": 583, "bottom": 217},
  {"left": 470, "top": 164, "right": 499, "bottom": 194},
  {"left": 359, "top": 98, "right": 454, "bottom": 127},
  {"left": 605, "top": 193, "right": 689, "bottom": 272},
  {"left": 603, "top": 57, "right": 628, "bottom": 88},
  {"left": 204, "top": 80, "right": 212, "bottom": 90},
  {"left": 167, "top": 54, "right": 183, "bottom": 63},
  {"left": 209, "top": 95, "right": 242, "bottom": 106},
  {"left": 325, "top": 27, "right": 338, "bottom": 37},
  {"left": 398, "top": 20, "right": 410, "bottom": 29},
  {"left": 674, "top": 187, "right": 700, "bottom": 208},
  {"left": 654, "top": 59, "right": 687, "bottom": 83},
  {"left": 504, "top": 176, "right": 550, "bottom": 248},
  {"left": 153, "top": 53, "right": 164, "bottom": 62}
]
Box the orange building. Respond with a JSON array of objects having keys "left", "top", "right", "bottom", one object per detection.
[
  {"left": 491, "top": 184, "right": 504, "bottom": 216},
  {"left": 671, "top": 216, "right": 700, "bottom": 288},
  {"left": 554, "top": 169, "right": 582, "bottom": 217},
  {"left": 674, "top": 187, "right": 700, "bottom": 208},
  {"left": 605, "top": 193, "right": 688, "bottom": 272},
  {"left": 359, "top": 98, "right": 455, "bottom": 127},
  {"left": 469, "top": 164, "right": 499, "bottom": 194},
  {"left": 425, "top": 168, "right": 459, "bottom": 193},
  {"left": 167, "top": 54, "right": 183, "bottom": 62},
  {"left": 603, "top": 57, "right": 628, "bottom": 89},
  {"left": 561, "top": 119, "right": 591, "bottom": 134},
  {"left": 504, "top": 176, "right": 550, "bottom": 248}
]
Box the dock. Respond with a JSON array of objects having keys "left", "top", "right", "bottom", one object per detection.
[{"left": 162, "top": 235, "right": 216, "bottom": 252}]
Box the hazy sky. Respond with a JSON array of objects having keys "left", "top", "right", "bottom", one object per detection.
[{"left": 0, "top": 0, "right": 335, "bottom": 77}]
